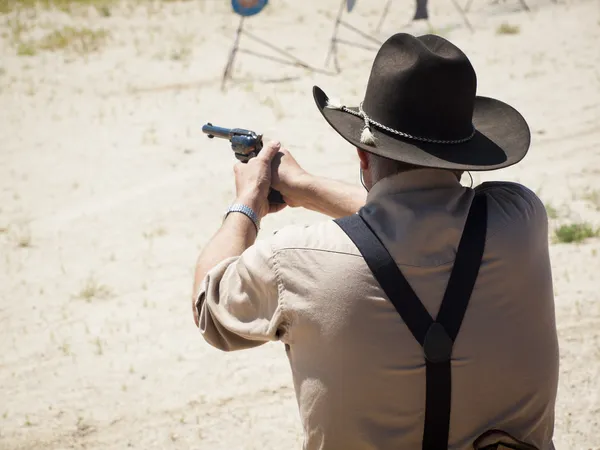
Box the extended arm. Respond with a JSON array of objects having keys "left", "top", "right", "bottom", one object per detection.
[
  {"left": 271, "top": 149, "right": 367, "bottom": 219},
  {"left": 192, "top": 213, "right": 258, "bottom": 326},
  {"left": 192, "top": 141, "right": 285, "bottom": 326},
  {"left": 191, "top": 144, "right": 364, "bottom": 326}
]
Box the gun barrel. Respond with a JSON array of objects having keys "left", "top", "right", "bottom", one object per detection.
[{"left": 202, "top": 123, "right": 231, "bottom": 139}]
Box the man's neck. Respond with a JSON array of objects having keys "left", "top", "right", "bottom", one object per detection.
[{"left": 367, "top": 168, "right": 464, "bottom": 202}]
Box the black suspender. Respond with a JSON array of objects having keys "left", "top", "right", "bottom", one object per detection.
[{"left": 334, "top": 193, "right": 488, "bottom": 450}]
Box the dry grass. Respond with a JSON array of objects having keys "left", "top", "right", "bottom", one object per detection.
[
  {"left": 1, "top": 0, "right": 115, "bottom": 14},
  {"left": 76, "top": 275, "right": 112, "bottom": 301},
  {"left": 496, "top": 23, "right": 520, "bottom": 35},
  {"left": 17, "top": 41, "right": 37, "bottom": 55},
  {"left": 10, "top": 15, "right": 111, "bottom": 56},
  {"left": 142, "top": 225, "right": 167, "bottom": 239},
  {"left": 1, "top": 0, "right": 195, "bottom": 14},
  {"left": 583, "top": 190, "right": 600, "bottom": 211},
  {"left": 169, "top": 31, "right": 194, "bottom": 62},
  {"left": 38, "top": 26, "right": 109, "bottom": 53}
]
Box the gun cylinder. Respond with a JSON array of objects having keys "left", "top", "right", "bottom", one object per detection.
[{"left": 202, "top": 123, "right": 232, "bottom": 139}]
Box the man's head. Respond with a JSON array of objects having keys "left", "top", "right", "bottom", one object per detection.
[
  {"left": 313, "top": 33, "right": 531, "bottom": 175},
  {"left": 357, "top": 149, "right": 462, "bottom": 191}
]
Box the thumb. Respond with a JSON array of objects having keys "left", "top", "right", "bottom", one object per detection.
[{"left": 258, "top": 141, "right": 281, "bottom": 162}]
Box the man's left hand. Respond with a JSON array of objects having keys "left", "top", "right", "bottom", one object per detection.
[{"left": 233, "top": 140, "right": 286, "bottom": 219}]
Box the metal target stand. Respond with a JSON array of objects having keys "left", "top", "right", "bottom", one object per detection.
[
  {"left": 221, "top": 1, "right": 332, "bottom": 91},
  {"left": 375, "top": 0, "right": 474, "bottom": 33},
  {"left": 324, "top": 0, "right": 383, "bottom": 74},
  {"left": 222, "top": 16, "right": 330, "bottom": 90}
]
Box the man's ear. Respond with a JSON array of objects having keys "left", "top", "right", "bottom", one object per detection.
[{"left": 357, "top": 148, "right": 369, "bottom": 171}]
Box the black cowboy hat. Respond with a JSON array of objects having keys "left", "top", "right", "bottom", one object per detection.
[{"left": 313, "top": 33, "right": 530, "bottom": 171}]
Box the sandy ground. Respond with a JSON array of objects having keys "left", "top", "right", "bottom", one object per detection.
[{"left": 1, "top": 0, "right": 599, "bottom": 448}]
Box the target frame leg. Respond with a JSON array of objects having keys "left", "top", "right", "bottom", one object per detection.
[{"left": 221, "top": 16, "right": 245, "bottom": 91}]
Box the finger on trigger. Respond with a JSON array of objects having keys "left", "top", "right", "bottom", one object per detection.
[{"left": 258, "top": 141, "right": 281, "bottom": 161}]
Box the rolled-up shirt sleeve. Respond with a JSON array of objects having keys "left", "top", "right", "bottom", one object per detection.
[{"left": 195, "top": 238, "right": 287, "bottom": 351}]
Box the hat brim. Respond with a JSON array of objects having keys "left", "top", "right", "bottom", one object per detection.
[{"left": 313, "top": 86, "right": 530, "bottom": 171}]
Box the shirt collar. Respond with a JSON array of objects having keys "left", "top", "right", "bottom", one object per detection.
[{"left": 366, "top": 169, "right": 463, "bottom": 202}]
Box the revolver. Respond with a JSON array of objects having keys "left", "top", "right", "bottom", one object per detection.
[{"left": 202, "top": 123, "right": 285, "bottom": 204}]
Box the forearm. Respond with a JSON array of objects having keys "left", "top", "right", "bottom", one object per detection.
[
  {"left": 192, "top": 212, "right": 257, "bottom": 322},
  {"left": 298, "top": 175, "right": 367, "bottom": 219}
]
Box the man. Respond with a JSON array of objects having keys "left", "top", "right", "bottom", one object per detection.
[{"left": 192, "top": 34, "right": 559, "bottom": 450}]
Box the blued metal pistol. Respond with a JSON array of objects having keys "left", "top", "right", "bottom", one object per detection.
[{"left": 202, "top": 123, "right": 285, "bottom": 204}]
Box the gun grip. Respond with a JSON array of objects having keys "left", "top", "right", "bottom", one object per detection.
[{"left": 268, "top": 189, "right": 285, "bottom": 204}]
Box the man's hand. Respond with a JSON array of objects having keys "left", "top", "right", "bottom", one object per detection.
[
  {"left": 271, "top": 147, "right": 367, "bottom": 219},
  {"left": 233, "top": 140, "right": 286, "bottom": 219},
  {"left": 270, "top": 148, "right": 313, "bottom": 208}
]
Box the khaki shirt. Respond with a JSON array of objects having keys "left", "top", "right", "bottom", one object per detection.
[{"left": 196, "top": 169, "right": 559, "bottom": 450}]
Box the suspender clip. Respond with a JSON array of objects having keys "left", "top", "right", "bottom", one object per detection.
[{"left": 423, "top": 322, "right": 453, "bottom": 363}]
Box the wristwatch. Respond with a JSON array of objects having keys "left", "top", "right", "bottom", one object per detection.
[{"left": 225, "top": 203, "right": 260, "bottom": 233}]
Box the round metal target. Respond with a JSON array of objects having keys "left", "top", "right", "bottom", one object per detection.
[{"left": 231, "top": 0, "right": 268, "bottom": 17}]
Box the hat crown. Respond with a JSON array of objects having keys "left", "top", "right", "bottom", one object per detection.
[{"left": 362, "top": 34, "right": 477, "bottom": 142}]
